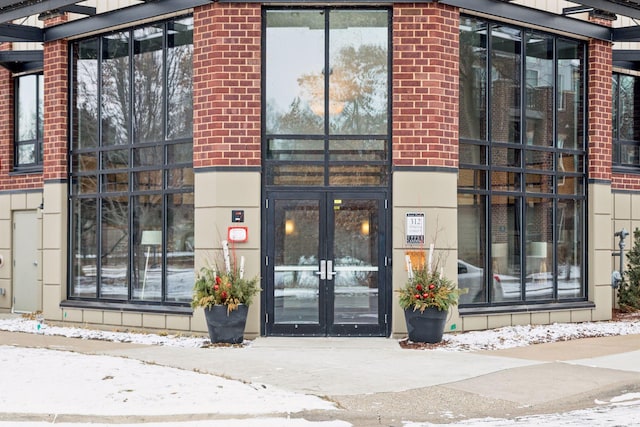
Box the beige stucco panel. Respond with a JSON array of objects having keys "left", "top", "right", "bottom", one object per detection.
[
  {"left": 531, "top": 311, "right": 550, "bottom": 325},
  {"left": 26, "top": 192, "right": 43, "bottom": 211},
  {"left": 44, "top": 183, "right": 65, "bottom": 215},
  {"left": 632, "top": 193, "right": 640, "bottom": 220},
  {"left": 392, "top": 207, "right": 458, "bottom": 251},
  {"left": 61, "top": 307, "right": 82, "bottom": 323},
  {"left": 591, "top": 213, "right": 613, "bottom": 251},
  {"left": 592, "top": 249, "right": 615, "bottom": 288},
  {"left": 0, "top": 219, "right": 10, "bottom": 249},
  {"left": 195, "top": 207, "right": 261, "bottom": 251},
  {"left": 0, "top": 194, "right": 10, "bottom": 220},
  {"left": 166, "top": 315, "right": 192, "bottom": 332},
  {"left": 591, "top": 286, "right": 613, "bottom": 321},
  {"left": 10, "top": 193, "right": 27, "bottom": 211},
  {"left": 511, "top": 313, "right": 532, "bottom": 326},
  {"left": 487, "top": 314, "right": 512, "bottom": 329},
  {"left": 613, "top": 191, "right": 631, "bottom": 220},
  {"left": 122, "top": 312, "right": 143, "bottom": 328},
  {"left": 41, "top": 248, "right": 63, "bottom": 288},
  {"left": 142, "top": 313, "right": 167, "bottom": 330},
  {"left": 549, "top": 310, "right": 571, "bottom": 324},
  {"left": 391, "top": 170, "right": 458, "bottom": 336},
  {"left": 83, "top": 310, "right": 104, "bottom": 325},
  {"left": 460, "top": 315, "right": 489, "bottom": 332},
  {"left": 104, "top": 311, "right": 123, "bottom": 326},
  {"left": 570, "top": 308, "right": 594, "bottom": 323},
  {"left": 42, "top": 213, "right": 64, "bottom": 250},
  {"left": 195, "top": 171, "right": 260, "bottom": 209},
  {"left": 42, "top": 285, "right": 63, "bottom": 320},
  {"left": 191, "top": 308, "right": 208, "bottom": 333},
  {"left": 0, "top": 278, "right": 11, "bottom": 309},
  {"left": 393, "top": 171, "right": 457, "bottom": 208},
  {"left": 589, "top": 183, "right": 612, "bottom": 216}
]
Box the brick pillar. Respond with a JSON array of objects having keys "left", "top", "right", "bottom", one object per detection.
[
  {"left": 392, "top": 3, "right": 459, "bottom": 168},
  {"left": 587, "top": 16, "right": 614, "bottom": 322},
  {"left": 193, "top": 2, "right": 261, "bottom": 168},
  {"left": 0, "top": 43, "right": 12, "bottom": 180},
  {"left": 587, "top": 37, "right": 612, "bottom": 181},
  {"left": 43, "top": 39, "right": 69, "bottom": 181},
  {"left": 192, "top": 3, "right": 262, "bottom": 337},
  {"left": 391, "top": 4, "right": 460, "bottom": 336},
  {"left": 41, "top": 15, "right": 70, "bottom": 320}
]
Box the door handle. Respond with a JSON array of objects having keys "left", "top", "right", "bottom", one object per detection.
[
  {"left": 315, "top": 260, "right": 327, "bottom": 280},
  {"left": 326, "top": 260, "right": 337, "bottom": 281}
]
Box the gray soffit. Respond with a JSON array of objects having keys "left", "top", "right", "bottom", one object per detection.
[
  {"left": 0, "top": 0, "right": 80, "bottom": 24},
  {"left": 44, "top": 0, "right": 213, "bottom": 41},
  {"left": 0, "top": 22, "right": 41, "bottom": 42},
  {"left": 441, "top": 0, "right": 612, "bottom": 41},
  {"left": 613, "top": 49, "right": 640, "bottom": 70},
  {"left": 571, "top": 0, "right": 640, "bottom": 20},
  {"left": 0, "top": 50, "right": 43, "bottom": 73},
  {"left": 2, "top": 0, "right": 640, "bottom": 44}
]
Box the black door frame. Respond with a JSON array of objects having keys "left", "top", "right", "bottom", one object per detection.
[{"left": 262, "top": 190, "right": 390, "bottom": 337}]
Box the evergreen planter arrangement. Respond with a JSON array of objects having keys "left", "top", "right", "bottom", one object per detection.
[
  {"left": 192, "top": 241, "right": 260, "bottom": 344},
  {"left": 397, "top": 244, "right": 463, "bottom": 344}
]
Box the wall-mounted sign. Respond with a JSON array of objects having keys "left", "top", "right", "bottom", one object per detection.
[
  {"left": 405, "top": 212, "right": 425, "bottom": 245},
  {"left": 228, "top": 226, "right": 248, "bottom": 243}
]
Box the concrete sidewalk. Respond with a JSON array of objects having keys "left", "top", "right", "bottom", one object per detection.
[{"left": 1, "top": 329, "right": 640, "bottom": 425}]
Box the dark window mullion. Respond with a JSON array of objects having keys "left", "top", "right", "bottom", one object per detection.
[{"left": 324, "top": 9, "right": 330, "bottom": 186}]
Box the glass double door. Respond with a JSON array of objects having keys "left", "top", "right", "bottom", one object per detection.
[{"left": 265, "top": 192, "right": 388, "bottom": 336}]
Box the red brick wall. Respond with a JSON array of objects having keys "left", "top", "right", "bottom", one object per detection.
[
  {"left": 612, "top": 173, "right": 640, "bottom": 190},
  {"left": 193, "top": 3, "right": 261, "bottom": 169},
  {"left": 392, "top": 3, "right": 459, "bottom": 168},
  {"left": 43, "top": 39, "right": 69, "bottom": 181},
  {"left": 0, "top": 42, "right": 43, "bottom": 191},
  {"left": 587, "top": 37, "right": 612, "bottom": 181}
]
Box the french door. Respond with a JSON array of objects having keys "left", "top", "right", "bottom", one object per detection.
[{"left": 264, "top": 191, "right": 389, "bottom": 336}]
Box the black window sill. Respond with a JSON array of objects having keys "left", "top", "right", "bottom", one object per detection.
[
  {"left": 10, "top": 166, "right": 43, "bottom": 175},
  {"left": 613, "top": 165, "right": 640, "bottom": 175},
  {"left": 459, "top": 300, "right": 595, "bottom": 317},
  {"left": 60, "top": 300, "right": 193, "bottom": 315}
]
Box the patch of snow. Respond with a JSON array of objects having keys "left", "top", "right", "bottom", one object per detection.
[{"left": 2, "top": 316, "right": 639, "bottom": 352}]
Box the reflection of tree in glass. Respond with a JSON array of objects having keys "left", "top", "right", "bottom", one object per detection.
[
  {"left": 459, "top": 21, "right": 486, "bottom": 140},
  {"left": 327, "top": 44, "right": 387, "bottom": 134},
  {"left": 102, "top": 34, "right": 130, "bottom": 146},
  {"left": 275, "top": 44, "right": 387, "bottom": 135}
]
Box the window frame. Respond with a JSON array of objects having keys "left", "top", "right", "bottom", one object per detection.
[
  {"left": 13, "top": 72, "right": 44, "bottom": 172},
  {"left": 67, "top": 15, "right": 194, "bottom": 309},
  {"left": 457, "top": 15, "right": 588, "bottom": 308},
  {"left": 262, "top": 7, "right": 392, "bottom": 190},
  {"left": 612, "top": 71, "right": 640, "bottom": 171}
]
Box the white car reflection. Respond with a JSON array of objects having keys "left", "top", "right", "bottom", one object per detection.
[{"left": 458, "top": 260, "right": 582, "bottom": 303}]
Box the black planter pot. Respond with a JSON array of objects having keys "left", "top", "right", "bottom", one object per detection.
[
  {"left": 403, "top": 307, "right": 448, "bottom": 343},
  {"left": 204, "top": 304, "right": 249, "bottom": 344}
]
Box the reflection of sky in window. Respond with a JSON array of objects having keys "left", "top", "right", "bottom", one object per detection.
[
  {"left": 266, "top": 25, "right": 387, "bottom": 116},
  {"left": 18, "top": 76, "right": 38, "bottom": 141}
]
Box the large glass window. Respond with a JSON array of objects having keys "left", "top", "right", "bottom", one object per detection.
[
  {"left": 14, "top": 73, "right": 44, "bottom": 169},
  {"left": 458, "top": 16, "right": 586, "bottom": 306},
  {"left": 69, "top": 16, "right": 194, "bottom": 305},
  {"left": 612, "top": 73, "right": 640, "bottom": 168},
  {"left": 264, "top": 8, "right": 390, "bottom": 187}
]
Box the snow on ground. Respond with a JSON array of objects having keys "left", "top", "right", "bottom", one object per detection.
[
  {"left": 1, "top": 315, "right": 640, "bottom": 426},
  {"left": 1, "top": 315, "right": 640, "bottom": 352},
  {"left": 405, "top": 393, "right": 640, "bottom": 426},
  {"left": 0, "top": 345, "right": 335, "bottom": 416}
]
